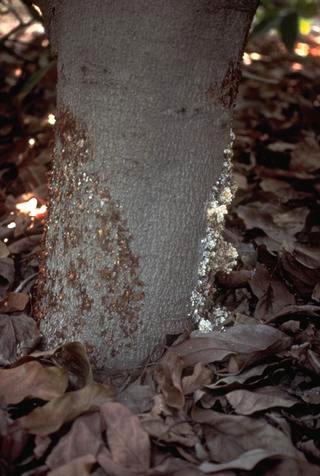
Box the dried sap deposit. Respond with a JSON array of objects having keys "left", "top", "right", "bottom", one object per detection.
[
  {"left": 192, "top": 131, "right": 238, "bottom": 332},
  {"left": 38, "top": 108, "right": 144, "bottom": 368}
]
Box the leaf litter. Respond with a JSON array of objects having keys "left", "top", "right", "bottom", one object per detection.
[{"left": 0, "top": 8, "right": 320, "bottom": 476}]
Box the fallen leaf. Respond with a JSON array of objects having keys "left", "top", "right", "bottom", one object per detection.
[
  {"left": 0, "top": 292, "right": 29, "bottom": 313},
  {"left": 192, "top": 408, "right": 302, "bottom": 464},
  {"left": 206, "top": 362, "right": 279, "bottom": 392},
  {"left": 47, "top": 454, "right": 96, "bottom": 476},
  {"left": 46, "top": 413, "right": 102, "bottom": 469},
  {"left": 154, "top": 352, "right": 185, "bottom": 409},
  {"left": 171, "top": 324, "right": 291, "bottom": 367},
  {"left": 290, "top": 136, "right": 320, "bottom": 172},
  {"left": 52, "top": 342, "right": 93, "bottom": 389},
  {"left": 300, "top": 387, "right": 320, "bottom": 405},
  {"left": 182, "top": 363, "right": 212, "bottom": 395},
  {"left": 101, "top": 401, "right": 150, "bottom": 471},
  {"left": 0, "top": 361, "right": 68, "bottom": 404},
  {"left": 199, "top": 448, "right": 281, "bottom": 473},
  {"left": 20, "top": 383, "right": 114, "bottom": 435},
  {"left": 0, "top": 410, "right": 29, "bottom": 465},
  {"left": 0, "top": 313, "right": 40, "bottom": 365},
  {"left": 226, "top": 387, "right": 298, "bottom": 415},
  {"left": 141, "top": 414, "right": 198, "bottom": 448},
  {"left": 8, "top": 234, "right": 42, "bottom": 254}
]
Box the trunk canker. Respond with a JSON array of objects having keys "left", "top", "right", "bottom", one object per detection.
[{"left": 37, "top": 0, "right": 259, "bottom": 372}]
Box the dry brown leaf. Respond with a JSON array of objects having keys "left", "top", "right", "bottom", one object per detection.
[
  {"left": 300, "top": 387, "right": 320, "bottom": 405},
  {"left": 47, "top": 454, "right": 96, "bottom": 476},
  {"left": 281, "top": 252, "right": 320, "bottom": 295},
  {"left": 101, "top": 401, "right": 150, "bottom": 471},
  {"left": 199, "top": 448, "right": 281, "bottom": 473},
  {"left": 266, "top": 304, "right": 320, "bottom": 324},
  {"left": 20, "top": 383, "right": 114, "bottom": 435},
  {"left": 8, "top": 234, "right": 42, "bottom": 254},
  {"left": 226, "top": 387, "right": 298, "bottom": 415},
  {"left": 206, "top": 363, "right": 277, "bottom": 392},
  {"left": 192, "top": 408, "right": 300, "bottom": 463},
  {"left": 0, "top": 410, "right": 29, "bottom": 465},
  {"left": 182, "top": 362, "right": 212, "bottom": 395},
  {"left": 51, "top": 342, "right": 93, "bottom": 389},
  {"left": 0, "top": 313, "right": 40, "bottom": 365},
  {"left": 97, "top": 447, "right": 140, "bottom": 476},
  {"left": 0, "top": 292, "right": 29, "bottom": 313},
  {"left": 171, "top": 324, "right": 291, "bottom": 367},
  {"left": 237, "top": 202, "right": 308, "bottom": 244},
  {"left": 0, "top": 361, "right": 68, "bottom": 404},
  {"left": 290, "top": 136, "right": 320, "bottom": 173},
  {"left": 141, "top": 414, "right": 198, "bottom": 448},
  {"left": 154, "top": 351, "right": 185, "bottom": 409},
  {"left": 46, "top": 412, "right": 102, "bottom": 469}
]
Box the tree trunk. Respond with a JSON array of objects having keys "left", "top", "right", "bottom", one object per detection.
[{"left": 36, "top": 0, "right": 258, "bottom": 373}]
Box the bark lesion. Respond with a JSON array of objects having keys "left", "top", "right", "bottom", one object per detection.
[
  {"left": 207, "top": 59, "right": 242, "bottom": 110},
  {"left": 37, "top": 106, "right": 145, "bottom": 368}
]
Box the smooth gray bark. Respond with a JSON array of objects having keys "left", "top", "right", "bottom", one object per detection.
[{"left": 36, "top": 0, "right": 258, "bottom": 373}]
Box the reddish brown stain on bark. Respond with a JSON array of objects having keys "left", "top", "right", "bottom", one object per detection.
[
  {"left": 207, "top": 60, "right": 241, "bottom": 109},
  {"left": 37, "top": 105, "right": 145, "bottom": 364}
]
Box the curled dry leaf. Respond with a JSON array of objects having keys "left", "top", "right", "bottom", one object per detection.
[
  {"left": 171, "top": 324, "right": 291, "bottom": 367},
  {"left": 154, "top": 351, "right": 185, "bottom": 409},
  {"left": 101, "top": 401, "right": 150, "bottom": 471},
  {"left": 206, "top": 363, "right": 277, "bottom": 392},
  {"left": 226, "top": 387, "right": 298, "bottom": 415},
  {"left": 182, "top": 362, "right": 212, "bottom": 395},
  {"left": 266, "top": 304, "right": 320, "bottom": 324},
  {"left": 192, "top": 408, "right": 296, "bottom": 461},
  {"left": 0, "top": 361, "right": 68, "bottom": 404},
  {"left": 52, "top": 342, "right": 93, "bottom": 389},
  {"left": 0, "top": 313, "right": 40, "bottom": 365},
  {"left": 20, "top": 383, "right": 114, "bottom": 436}
]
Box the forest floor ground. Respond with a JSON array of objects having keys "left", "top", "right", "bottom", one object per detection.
[{"left": 0, "top": 20, "right": 320, "bottom": 476}]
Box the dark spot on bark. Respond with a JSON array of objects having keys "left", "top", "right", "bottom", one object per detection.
[{"left": 207, "top": 60, "right": 241, "bottom": 109}]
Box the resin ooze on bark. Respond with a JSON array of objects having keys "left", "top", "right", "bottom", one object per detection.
[{"left": 38, "top": 0, "right": 258, "bottom": 372}]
